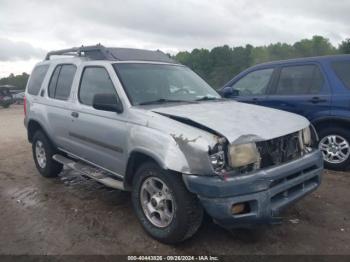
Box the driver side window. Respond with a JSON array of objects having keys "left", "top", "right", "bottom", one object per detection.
[
  {"left": 79, "top": 66, "right": 119, "bottom": 106},
  {"left": 232, "top": 68, "right": 274, "bottom": 96}
]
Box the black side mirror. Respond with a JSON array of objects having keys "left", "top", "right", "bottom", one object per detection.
[
  {"left": 92, "top": 93, "right": 123, "bottom": 113},
  {"left": 221, "top": 86, "right": 239, "bottom": 98}
]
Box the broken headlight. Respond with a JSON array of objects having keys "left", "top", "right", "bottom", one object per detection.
[
  {"left": 209, "top": 138, "right": 226, "bottom": 172},
  {"left": 228, "top": 143, "right": 260, "bottom": 168},
  {"left": 209, "top": 150, "right": 226, "bottom": 171}
]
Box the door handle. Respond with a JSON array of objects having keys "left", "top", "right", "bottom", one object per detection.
[
  {"left": 71, "top": 112, "right": 79, "bottom": 118},
  {"left": 308, "top": 97, "right": 327, "bottom": 104}
]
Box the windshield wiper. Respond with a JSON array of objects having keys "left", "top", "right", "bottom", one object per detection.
[
  {"left": 139, "top": 98, "right": 192, "bottom": 105},
  {"left": 195, "top": 96, "right": 222, "bottom": 101}
]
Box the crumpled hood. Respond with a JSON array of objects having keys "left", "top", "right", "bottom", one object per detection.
[{"left": 151, "top": 100, "right": 309, "bottom": 144}]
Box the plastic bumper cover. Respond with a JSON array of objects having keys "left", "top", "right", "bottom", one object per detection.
[{"left": 182, "top": 150, "right": 323, "bottom": 228}]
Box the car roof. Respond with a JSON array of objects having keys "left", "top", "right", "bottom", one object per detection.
[{"left": 256, "top": 54, "right": 350, "bottom": 67}]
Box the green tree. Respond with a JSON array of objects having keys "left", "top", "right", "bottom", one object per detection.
[
  {"left": 294, "top": 36, "right": 336, "bottom": 57},
  {"left": 173, "top": 35, "right": 343, "bottom": 89},
  {"left": 339, "top": 39, "right": 350, "bottom": 54},
  {"left": 0, "top": 72, "right": 29, "bottom": 90}
]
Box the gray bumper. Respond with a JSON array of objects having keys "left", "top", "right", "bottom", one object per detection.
[{"left": 182, "top": 150, "right": 323, "bottom": 228}]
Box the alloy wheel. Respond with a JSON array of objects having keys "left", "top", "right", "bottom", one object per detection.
[
  {"left": 319, "top": 135, "right": 350, "bottom": 164},
  {"left": 140, "top": 176, "right": 175, "bottom": 228}
]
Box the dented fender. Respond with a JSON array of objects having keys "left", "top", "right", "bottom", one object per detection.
[{"left": 126, "top": 110, "right": 220, "bottom": 175}]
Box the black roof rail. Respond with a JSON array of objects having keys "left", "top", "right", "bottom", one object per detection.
[
  {"left": 45, "top": 44, "right": 115, "bottom": 60},
  {"left": 44, "top": 44, "right": 177, "bottom": 63}
]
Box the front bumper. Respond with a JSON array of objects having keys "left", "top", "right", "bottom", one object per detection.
[{"left": 182, "top": 150, "right": 323, "bottom": 228}]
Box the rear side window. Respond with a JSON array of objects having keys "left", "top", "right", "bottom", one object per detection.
[
  {"left": 331, "top": 60, "right": 350, "bottom": 89},
  {"left": 48, "top": 66, "right": 60, "bottom": 98},
  {"left": 79, "top": 67, "right": 117, "bottom": 106},
  {"left": 48, "top": 64, "right": 76, "bottom": 100},
  {"left": 275, "top": 65, "right": 324, "bottom": 95},
  {"left": 27, "top": 65, "right": 49, "bottom": 95}
]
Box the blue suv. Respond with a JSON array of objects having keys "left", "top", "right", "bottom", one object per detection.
[{"left": 221, "top": 55, "right": 350, "bottom": 170}]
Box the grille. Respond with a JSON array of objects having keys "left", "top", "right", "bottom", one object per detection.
[{"left": 256, "top": 131, "right": 302, "bottom": 169}]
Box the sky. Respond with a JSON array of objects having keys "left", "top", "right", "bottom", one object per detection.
[{"left": 0, "top": 0, "right": 349, "bottom": 77}]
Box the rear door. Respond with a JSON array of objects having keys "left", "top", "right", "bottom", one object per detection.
[
  {"left": 329, "top": 59, "right": 350, "bottom": 118},
  {"left": 264, "top": 63, "right": 331, "bottom": 120},
  {"left": 227, "top": 67, "right": 275, "bottom": 106},
  {"left": 45, "top": 64, "right": 77, "bottom": 148}
]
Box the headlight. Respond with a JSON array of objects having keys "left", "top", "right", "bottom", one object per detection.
[
  {"left": 209, "top": 151, "right": 225, "bottom": 171},
  {"left": 228, "top": 143, "right": 260, "bottom": 168},
  {"left": 302, "top": 126, "right": 311, "bottom": 146}
]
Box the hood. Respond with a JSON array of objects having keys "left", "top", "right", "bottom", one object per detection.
[{"left": 150, "top": 100, "right": 309, "bottom": 144}]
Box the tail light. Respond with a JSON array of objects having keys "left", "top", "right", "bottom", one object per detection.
[{"left": 24, "top": 95, "right": 27, "bottom": 115}]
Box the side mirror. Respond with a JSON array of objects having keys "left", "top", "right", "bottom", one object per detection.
[
  {"left": 92, "top": 93, "right": 123, "bottom": 113},
  {"left": 221, "top": 86, "right": 239, "bottom": 98}
]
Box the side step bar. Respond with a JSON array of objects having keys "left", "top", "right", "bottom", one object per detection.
[{"left": 53, "top": 154, "right": 125, "bottom": 190}]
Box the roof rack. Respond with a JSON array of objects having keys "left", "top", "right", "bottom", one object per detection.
[
  {"left": 45, "top": 44, "right": 115, "bottom": 60},
  {"left": 45, "top": 44, "right": 177, "bottom": 63}
]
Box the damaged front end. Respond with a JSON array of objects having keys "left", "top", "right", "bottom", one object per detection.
[
  {"left": 182, "top": 125, "right": 323, "bottom": 228},
  {"left": 208, "top": 125, "right": 318, "bottom": 178},
  {"left": 135, "top": 105, "right": 323, "bottom": 228}
]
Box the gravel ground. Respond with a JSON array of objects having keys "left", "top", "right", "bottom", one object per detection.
[{"left": 0, "top": 105, "right": 349, "bottom": 255}]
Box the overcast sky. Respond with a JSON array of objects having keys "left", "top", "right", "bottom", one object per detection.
[{"left": 0, "top": 0, "right": 349, "bottom": 77}]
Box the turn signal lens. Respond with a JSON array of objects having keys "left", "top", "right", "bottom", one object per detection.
[
  {"left": 231, "top": 203, "right": 249, "bottom": 215},
  {"left": 302, "top": 126, "right": 311, "bottom": 146}
]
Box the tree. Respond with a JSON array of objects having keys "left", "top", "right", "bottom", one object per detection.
[
  {"left": 173, "top": 35, "right": 343, "bottom": 89},
  {"left": 339, "top": 39, "right": 350, "bottom": 54},
  {"left": 0, "top": 72, "right": 29, "bottom": 90},
  {"left": 294, "top": 36, "right": 336, "bottom": 57}
]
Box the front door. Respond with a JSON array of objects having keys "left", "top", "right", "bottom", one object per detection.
[
  {"left": 228, "top": 68, "right": 275, "bottom": 106},
  {"left": 68, "top": 65, "right": 127, "bottom": 176}
]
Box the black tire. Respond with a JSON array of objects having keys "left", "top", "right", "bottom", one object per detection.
[
  {"left": 3, "top": 103, "right": 10, "bottom": 108},
  {"left": 318, "top": 126, "right": 350, "bottom": 171},
  {"left": 32, "top": 130, "right": 63, "bottom": 177},
  {"left": 132, "top": 162, "right": 203, "bottom": 244}
]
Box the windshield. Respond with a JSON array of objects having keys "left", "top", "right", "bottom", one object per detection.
[{"left": 113, "top": 63, "right": 221, "bottom": 105}]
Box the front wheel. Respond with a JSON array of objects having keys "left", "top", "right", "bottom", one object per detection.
[
  {"left": 318, "top": 126, "right": 350, "bottom": 171},
  {"left": 132, "top": 162, "right": 203, "bottom": 244}
]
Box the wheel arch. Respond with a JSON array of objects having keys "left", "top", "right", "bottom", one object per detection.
[
  {"left": 27, "top": 119, "right": 52, "bottom": 144},
  {"left": 28, "top": 119, "right": 44, "bottom": 142},
  {"left": 313, "top": 117, "right": 350, "bottom": 133},
  {"left": 124, "top": 149, "right": 168, "bottom": 190}
]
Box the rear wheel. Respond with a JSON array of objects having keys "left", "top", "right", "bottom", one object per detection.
[
  {"left": 318, "top": 126, "right": 350, "bottom": 171},
  {"left": 132, "top": 162, "right": 203, "bottom": 244},
  {"left": 32, "top": 130, "right": 63, "bottom": 177}
]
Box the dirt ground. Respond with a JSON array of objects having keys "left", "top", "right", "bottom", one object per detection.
[{"left": 0, "top": 105, "right": 349, "bottom": 255}]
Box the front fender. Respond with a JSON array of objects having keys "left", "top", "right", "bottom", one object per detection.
[{"left": 127, "top": 124, "right": 216, "bottom": 175}]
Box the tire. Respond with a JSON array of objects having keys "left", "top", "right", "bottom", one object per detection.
[
  {"left": 32, "top": 130, "right": 63, "bottom": 177},
  {"left": 318, "top": 126, "right": 350, "bottom": 171},
  {"left": 132, "top": 162, "right": 203, "bottom": 244},
  {"left": 3, "top": 103, "right": 10, "bottom": 108}
]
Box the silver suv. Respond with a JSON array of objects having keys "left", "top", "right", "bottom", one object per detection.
[{"left": 24, "top": 45, "right": 323, "bottom": 243}]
